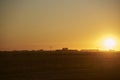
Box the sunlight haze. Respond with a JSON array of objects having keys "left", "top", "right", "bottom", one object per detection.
[{"left": 0, "top": 0, "right": 120, "bottom": 51}]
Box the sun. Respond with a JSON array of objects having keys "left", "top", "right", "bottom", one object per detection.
[{"left": 102, "top": 38, "right": 117, "bottom": 50}]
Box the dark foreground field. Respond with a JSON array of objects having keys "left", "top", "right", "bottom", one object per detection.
[{"left": 1, "top": 51, "right": 120, "bottom": 80}]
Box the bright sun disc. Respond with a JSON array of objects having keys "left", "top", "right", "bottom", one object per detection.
[{"left": 103, "top": 38, "right": 116, "bottom": 50}]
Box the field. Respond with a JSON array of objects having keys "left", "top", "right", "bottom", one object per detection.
[{"left": 0, "top": 51, "right": 120, "bottom": 80}]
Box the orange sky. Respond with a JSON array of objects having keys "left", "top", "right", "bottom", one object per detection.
[{"left": 0, "top": 0, "right": 120, "bottom": 51}]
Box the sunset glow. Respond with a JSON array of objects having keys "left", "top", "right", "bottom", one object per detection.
[
  {"left": 102, "top": 38, "right": 117, "bottom": 50},
  {"left": 0, "top": 0, "right": 120, "bottom": 51}
]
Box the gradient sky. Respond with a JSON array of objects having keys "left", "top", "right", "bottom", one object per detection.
[{"left": 0, "top": 0, "right": 120, "bottom": 51}]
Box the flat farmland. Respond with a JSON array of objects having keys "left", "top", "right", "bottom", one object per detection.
[{"left": 0, "top": 51, "right": 120, "bottom": 80}]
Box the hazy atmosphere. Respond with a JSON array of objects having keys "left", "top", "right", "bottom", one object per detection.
[
  {"left": 1, "top": 1, "right": 120, "bottom": 80},
  {"left": 1, "top": 0, "right": 120, "bottom": 51}
]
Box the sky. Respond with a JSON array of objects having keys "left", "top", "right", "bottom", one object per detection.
[{"left": 0, "top": 0, "right": 120, "bottom": 51}]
